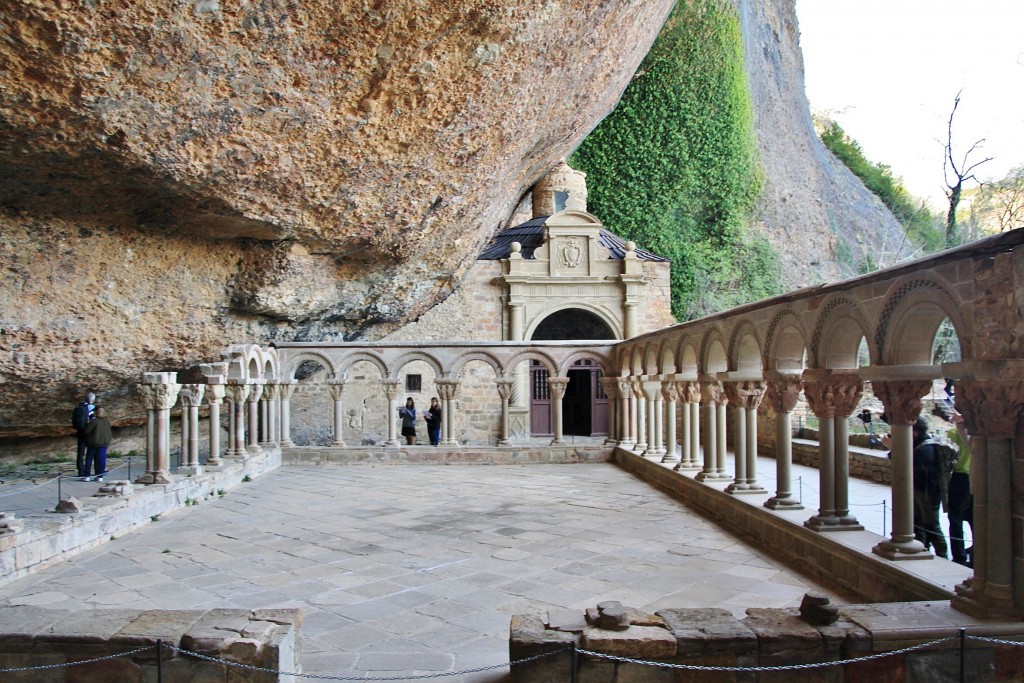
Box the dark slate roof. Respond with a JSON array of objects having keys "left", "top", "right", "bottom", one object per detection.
[{"left": 479, "top": 216, "right": 669, "bottom": 261}]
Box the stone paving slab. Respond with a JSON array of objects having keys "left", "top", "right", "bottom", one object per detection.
[{"left": 0, "top": 463, "right": 842, "bottom": 678}]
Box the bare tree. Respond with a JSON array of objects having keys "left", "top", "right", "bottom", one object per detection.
[
  {"left": 944, "top": 90, "right": 993, "bottom": 247},
  {"left": 990, "top": 165, "right": 1024, "bottom": 232}
]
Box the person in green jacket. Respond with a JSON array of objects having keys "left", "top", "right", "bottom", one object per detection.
[
  {"left": 82, "top": 406, "right": 112, "bottom": 482},
  {"left": 947, "top": 409, "right": 973, "bottom": 567}
]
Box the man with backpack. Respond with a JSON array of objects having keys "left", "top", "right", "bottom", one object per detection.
[
  {"left": 72, "top": 392, "right": 95, "bottom": 478},
  {"left": 912, "top": 416, "right": 951, "bottom": 559}
]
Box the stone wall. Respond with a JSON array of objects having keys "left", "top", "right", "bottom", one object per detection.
[
  {"left": 0, "top": 606, "right": 298, "bottom": 682},
  {"left": 509, "top": 602, "right": 1024, "bottom": 682},
  {"left": 282, "top": 444, "right": 612, "bottom": 466}
]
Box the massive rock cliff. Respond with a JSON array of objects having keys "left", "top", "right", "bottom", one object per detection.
[{"left": 0, "top": 0, "right": 903, "bottom": 443}]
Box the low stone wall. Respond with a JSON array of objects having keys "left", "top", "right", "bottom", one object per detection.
[
  {"left": 790, "top": 438, "right": 893, "bottom": 484},
  {"left": 509, "top": 603, "right": 1024, "bottom": 682},
  {"left": 0, "top": 606, "right": 299, "bottom": 682},
  {"left": 282, "top": 444, "right": 613, "bottom": 466},
  {"left": 612, "top": 448, "right": 950, "bottom": 604},
  {"left": 0, "top": 449, "right": 280, "bottom": 587}
]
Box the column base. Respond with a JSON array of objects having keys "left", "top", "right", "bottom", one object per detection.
[
  {"left": 135, "top": 470, "right": 173, "bottom": 485},
  {"left": 764, "top": 496, "right": 804, "bottom": 510},
  {"left": 726, "top": 484, "right": 767, "bottom": 495},
  {"left": 617, "top": 441, "right": 636, "bottom": 450},
  {"left": 550, "top": 438, "right": 567, "bottom": 446},
  {"left": 385, "top": 439, "right": 401, "bottom": 448},
  {"left": 673, "top": 463, "right": 701, "bottom": 472},
  {"left": 633, "top": 443, "right": 648, "bottom": 453},
  {"left": 604, "top": 437, "right": 619, "bottom": 446},
  {"left": 871, "top": 539, "right": 932, "bottom": 560},
  {"left": 804, "top": 515, "right": 865, "bottom": 532},
  {"left": 695, "top": 471, "right": 731, "bottom": 482},
  {"left": 176, "top": 465, "right": 203, "bottom": 476},
  {"left": 331, "top": 440, "right": 348, "bottom": 447},
  {"left": 246, "top": 445, "right": 263, "bottom": 455},
  {"left": 279, "top": 440, "right": 295, "bottom": 448},
  {"left": 498, "top": 438, "right": 512, "bottom": 446},
  {"left": 206, "top": 458, "right": 223, "bottom": 467},
  {"left": 660, "top": 453, "right": 681, "bottom": 464}
]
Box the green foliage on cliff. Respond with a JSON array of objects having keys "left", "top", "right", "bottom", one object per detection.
[
  {"left": 819, "top": 119, "right": 944, "bottom": 252},
  {"left": 570, "top": 0, "right": 780, "bottom": 320}
]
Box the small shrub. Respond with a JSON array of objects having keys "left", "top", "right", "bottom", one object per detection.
[
  {"left": 242, "top": 475, "right": 251, "bottom": 483},
  {"left": 150, "top": 515, "right": 160, "bottom": 522}
]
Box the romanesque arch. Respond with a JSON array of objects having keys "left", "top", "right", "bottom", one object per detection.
[
  {"left": 875, "top": 276, "right": 972, "bottom": 366},
  {"left": 809, "top": 296, "right": 872, "bottom": 369},
  {"left": 764, "top": 309, "right": 808, "bottom": 373},
  {"left": 284, "top": 351, "right": 338, "bottom": 381},
  {"left": 527, "top": 304, "right": 619, "bottom": 341}
]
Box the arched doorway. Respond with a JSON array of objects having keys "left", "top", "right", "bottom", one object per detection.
[{"left": 529, "top": 309, "right": 614, "bottom": 437}]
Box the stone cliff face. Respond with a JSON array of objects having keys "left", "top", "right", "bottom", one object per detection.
[
  {"left": 0, "top": 0, "right": 675, "bottom": 438},
  {"left": 0, "top": 0, "right": 904, "bottom": 444},
  {"left": 736, "top": 0, "right": 909, "bottom": 286}
]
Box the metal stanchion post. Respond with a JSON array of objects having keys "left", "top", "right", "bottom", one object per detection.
[
  {"left": 128, "top": 457, "right": 132, "bottom": 482},
  {"left": 959, "top": 628, "right": 966, "bottom": 683},
  {"left": 883, "top": 500, "right": 887, "bottom": 537},
  {"left": 157, "top": 638, "right": 163, "bottom": 682},
  {"left": 570, "top": 642, "right": 578, "bottom": 683},
  {"left": 57, "top": 473, "right": 62, "bottom": 504}
]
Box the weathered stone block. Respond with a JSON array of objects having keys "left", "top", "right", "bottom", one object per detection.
[
  {"left": 581, "top": 625, "right": 676, "bottom": 659},
  {"left": 657, "top": 608, "right": 757, "bottom": 655},
  {"left": 744, "top": 608, "right": 824, "bottom": 654}
]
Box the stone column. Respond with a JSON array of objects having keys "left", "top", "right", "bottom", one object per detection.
[
  {"left": 261, "top": 383, "right": 279, "bottom": 446},
  {"left": 725, "top": 381, "right": 766, "bottom": 494},
  {"left": 764, "top": 372, "right": 803, "bottom": 509},
  {"left": 661, "top": 380, "right": 680, "bottom": 463},
  {"left": 137, "top": 373, "right": 181, "bottom": 485},
  {"left": 496, "top": 378, "right": 515, "bottom": 445},
  {"left": 548, "top": 377, "right": 570, "bottom": 445},
  {"left": 223, "top": 384, "right": 251, "bottom": 458},
  {"left": 246, "top": 382, "right": 264, "bottom": 455},
  {"left": 259, "top": 392, "right": 270, "bottom": 444},
  {"left": 601, "top": 377, "right": 619, "bottom": 445},
  {"left": 617, "top": 379, "right": 635, "bottom": 449},
  {"left": 205, "top": 383, "right": 225, "bottom": 467},
  {"left": 803, "top": 370, "right": 864, "bottom": 531},
  {"left": 952, "top": 377, "right": 1024, "bottom": 618},
  {"left": 381, "top": 379, "right": 402, "bottom": 447},
  {"left": 178, "top": 384, "right": 205, "bottom": 475},
  {"left": 674, "top": 382, "right": 702, "bottom": 471},
  {"left": 278, "top": 381, "right": 297, "bottom": 447},
  {"left": 435, "top": 379, "right": 461, "bottom": 445},
  {"left": 696, "top": 380, "right": 729, "bottom": 481},
  {"left": 870, "top": 378, "right": 932, "bottom": 558},
  {"left": 715, "top": 387, "right": 729, "bottom": 478},
  {"left": 650, "top": 380, "right": 665, "bottom": 458},
  {"left": 328, "top": 380, "right": 347, "bottom": 447},
  {"left": 724, "top": 382, "right": 747, "bottom": 493},
  {"left": 633, "top": 380, "right": 648, "bottom": 453}
]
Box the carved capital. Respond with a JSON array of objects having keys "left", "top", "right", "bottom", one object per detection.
[
  {"left": 661, "top": 380, "right": 679, "bottom": 403},
  {"left": 803, "top": 371, "right": 863, "bottom": 419},
  {"left": 246, "top": 382, "right": 264, "bottom": 404},
  {"left": 204, "top": 383, "right": 226, "bottom": 405},
  {"left": 435, "top": 379, "right": 460, "bottom": 401},
  {"left": 380, "top": 379, "right": 402, "bottom": 401},
  {"left": 700, "top": 380, "right": 726, "bottom": 406},
  {"left": 871, "top": 379, "right": 932, "bottom": 425},
  {"left": 600, "top": 377, "right": 619, "bottom": 400},
  {"left": 138, "top": 381, "right": 182, "bottom": 411},
  {"left": 679, "top": 381, "right": 701, "bottom": 404},
  {"left": 955, "top": 379, "right": 1024, "bottom": 439},
  {"left": 259, "top": 383, "right": 277, "bottom": 402},
  {"left": 737, "top": 380, "right": 766, "bottom": 411},
  {"left": 327, "top": 380, "right": 345, "bottom": 401},
  {"left": 277, "top": 381, "right": 298, "bottom": 401},
  {"left": 631, "top": 380, "right": 645, "bottom": 400},
  {"left": 547, "top": 377, "right": 570, "bottom": 400},
  {"left": 618, "top": 379, "right": 633, "bottom": 399},
  {"left": 223, "top": 383, "right": 251, "bottom": 405},
  {"left": 495, "top": 378, "right": 515, "bottom": 400},
  {"left": 178, "top": 384, "right": 206, "bottom": 409},
  {"left": 764, "top": 373, "right": 802, "bottom": 414}
]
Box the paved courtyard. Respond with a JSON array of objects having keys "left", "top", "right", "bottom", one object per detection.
[{"left": 0, "top": 463, "right": 845, "bottom": 680}]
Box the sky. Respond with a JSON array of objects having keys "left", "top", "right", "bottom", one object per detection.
[{"left": 795, "top": 0, "right": 1024, "bottom": 209}]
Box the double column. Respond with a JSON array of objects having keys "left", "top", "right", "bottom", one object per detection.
[
  {"left": 949, "top": 368, "right": 1024, "bottom": 618},
  {"left": 696, "top": 378, "right": 729, "bottom": 481},
  {"left": 723, "top": 380, "right": 766, "bottom": 494},
  {"left": 177, "top": 384, "right": 206, "bottom": 475},
  {"left": 674, "top": 381, "right": 702, "bottom": 471},
  {"left": 803, "top": 369, "right": 863, "bottom": 531},
  {"left": 137, "top": 372, "right": 181, "bottom": 485},
  {"left": 763, "top": 372, "right": 803, "bottom": 509},
  {"left": 435, "top": 379, "right": 460, "bottom": 445}
]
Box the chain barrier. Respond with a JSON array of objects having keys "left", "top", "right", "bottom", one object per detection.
[
  {"left": 5, "top": 632, "right": 1024, "bottom": 678},
  {"left": 0, "top": 645, "right": 152, "bottom": 673},
  {"left": 164, "top": 642, "right": 571, "bottom": 681},
  {"left": 577, "top": 635, "right": 959, "bottom": 672}
]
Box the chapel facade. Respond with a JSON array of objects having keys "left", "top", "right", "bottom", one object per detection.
[{"left": 287, "top": 162, "right": 674, "bottom": 445}]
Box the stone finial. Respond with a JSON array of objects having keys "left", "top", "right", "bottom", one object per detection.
[
  {"left": 799, "top": 592, "right": 839, "bottom": 625},
  {"left": 55, "top": 497, "right": 83, "bottom": 514},
  {"left": 591, "top": 601, "right": 630, "bottom": 631},
  {"left": 509, "top": 241, "right": 522, "bottom": 260}
]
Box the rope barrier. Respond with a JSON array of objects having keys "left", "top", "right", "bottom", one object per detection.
[
  {"left": 0, "top": 645, "right": 152, "bottom": 673},
  {"left": 0, "top": 473, "right": 64, "bottom": 499}
]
